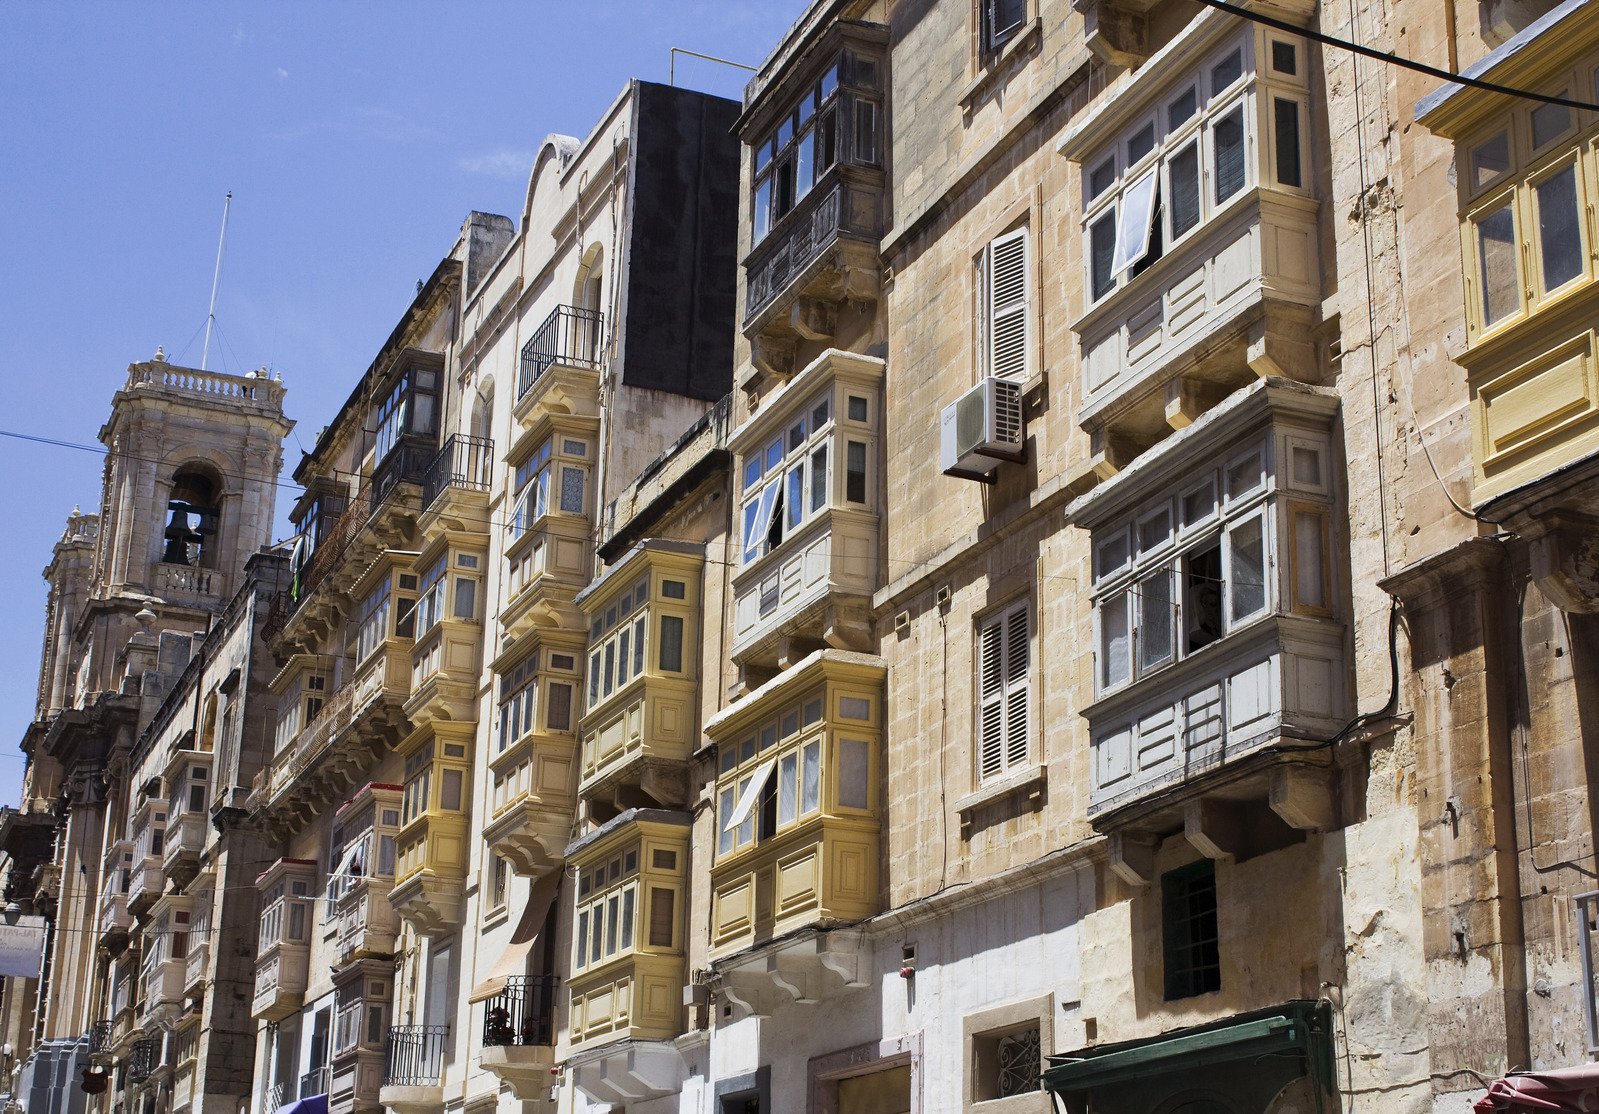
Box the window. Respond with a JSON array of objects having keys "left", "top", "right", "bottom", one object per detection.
[
  {"left": 739, "top": 390, "right": 867, "bottom": 566},
  {"left": 1092, "top": 436, "right": 1334, "bottom": 695},
  {"left": 715, "top": 691, "right": 861, "bottom": 858},
  {"left": 414, "top": 553, "right": 447, "bottom": 636},
  {"left": 586, "top": 573, "right": 651, "bottom": 709},
  {"left": 402, "top": 745, "right": 434, "bottom": 826},
  {"left": 370, "top": 365, "right": 439, "bottom": 464},
  {"left": 1080, "top": 34, "right": 1309, "bottom": 307},
  {"left": 982, "top": 0, "right": 1027, "bottom": 54},
  {"left": 1460, "top": 97, "right": 1596, "bottom": 338},
  {"left": 977, "top": 602, "right": 1030, "bottom": 781},
  {"left": 1163, "top": 860, "right": 1220, "bottom": 999},
  {"left": 258, "top": 877, "right": 312, "bottom": 950},
  {"left": 509, "top": 437, "right": 589, "bottom": 542},
  {"left": 352, "top": 571, "right": 417, "bottom": 663},
  {"left": 490, "top": 856, "right": 509, "bottom": 912},
  {"left": 274, "top": 671, "right": 328, "bottom": 757},
  {"left": 574, "top": 848, "right": 639, "bottom": 971},
  {"left": 749, "top": 49, "right": 881, "bottom": 246},
  {"left": 978, "top": 229, "right": 1030, "bottom": 381}
]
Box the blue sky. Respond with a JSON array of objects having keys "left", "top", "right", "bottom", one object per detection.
[{"left": 0, "top": 1, "right": 808, "bottom": 807}]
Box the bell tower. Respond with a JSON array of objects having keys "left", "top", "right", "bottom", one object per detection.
[{"left": 75, "top": 349, "right": 292, "bottom": 697}]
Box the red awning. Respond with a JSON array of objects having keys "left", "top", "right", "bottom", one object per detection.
[{"left": 1475, "top": 1067, "right": 1599, "bottom": 1113}]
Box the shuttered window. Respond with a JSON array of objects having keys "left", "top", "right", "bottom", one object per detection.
[
  {"left": 978, "top": 601, "right": 1031, "bottom": 781},
  {"left": 981, "top": 228, "right": 1030, "bottom": 381}
]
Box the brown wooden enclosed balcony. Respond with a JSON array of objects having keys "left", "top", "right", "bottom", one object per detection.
[{"left": 480, "top": 975, "right": 558, "bottom": 1098}]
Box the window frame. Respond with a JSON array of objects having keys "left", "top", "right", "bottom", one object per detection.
[
  {"left": 977, "top": 227, "right": 1032, "bottom": 382},
  {"left": 976, "top": 600, "right": 1032, "bottom": 783}
]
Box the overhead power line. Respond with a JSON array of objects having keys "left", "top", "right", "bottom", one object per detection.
[{"left": 1195, "top": 0, "right": 1599, "bottom": 112}]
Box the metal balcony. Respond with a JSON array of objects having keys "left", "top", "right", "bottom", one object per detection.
[
  {"left": 383, "top": 1025, "right": 449, "bottom": 1087},
  {"left": 517, "top": 305, "right": 604, "bottom": 400},
  {"left": 299, "top": 1065, "right": 330, "bottom": 1100},
  {"left": 369, "top": 433, "right": 437, "bottom": 513},
  {"left": 127, "top": 1035, "right": 160, "bottom": 1083},
  {"left": 421, "top": 434, "right": 493, "bottom": 512},
  {"left": 87, "top": 1019, "right": 112, "bottom": 1054},
  {"left": 482, "top": 975, "right": 557, "bottom": 1049}
]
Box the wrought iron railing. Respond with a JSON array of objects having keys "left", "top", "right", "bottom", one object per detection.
[
  {"left": 127, "top": 1035, "right": 160, "bottom": 1082},
  {"left": 482, "top": 975, "right": 558, "bottom": 1048},
  {"left": 517, "top": 305, "right": 604, "bottom": 399},
  {"left": 263, "top": 1081, "right": 286, "bottom": 1114},
  {"left": 384, "top": 1024, "right": 449, "bottom": 1087},
  {"left": 299, "top": 1065, "right": 330, "bottom": 1099},
  {"left": 421, "top": 434, "right": 494, "bottom": 511},
  {"left": 87, "top": 1019, "right": 112, "bottom": 1053}
]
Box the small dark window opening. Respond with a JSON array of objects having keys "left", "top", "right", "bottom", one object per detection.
[
  {"left": 758, "top": 775, "right": 778, "bottom": 842},
  {"left": 163, "top": 470, "right": 220, "bottom": 568},
  {"left": 983, "top": 0, "right": 1027, "bottom": 53},
  {"left": 1185, "top": 541, "right": 1223, "bottom": 654},
  {"left": 1162, "top": 860, "right": 1221, "bottom": 1000}
]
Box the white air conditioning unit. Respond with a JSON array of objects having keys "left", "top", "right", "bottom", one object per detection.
[{"left": 940, "top": 377, "right": 1025, "bottom": 481}]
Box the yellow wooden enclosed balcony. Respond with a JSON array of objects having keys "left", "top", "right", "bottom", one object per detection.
[
  {"left": 499, "top": 416, "right": 598, "bottom": 645},
  {"left": 404, "top": 535, "right": 486, "bottom": 726},
  {"left": 576, "top": 541, "right": 704, "bottom": 810},
  {"left": 390, "top": 726, "right": 471, "bottom": 936},
  {"left": 565, "top": 810, "right": 690, "bottom": 1053},
  {"left": 484, "top": 634, "right": 581, "bottom": 876},
  {"left": 706, "top": 650, "right": 883, "bottom": 961}
]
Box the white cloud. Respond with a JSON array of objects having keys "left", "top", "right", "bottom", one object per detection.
[
  {"left": 457, "top": 148, "right": 532, "bottom": 180},
  {"left": 232, "top": 25, "right": 247, "bottom": 46},
  {"left": 275, "top": 67, "right": 289, "bottom": 81}
]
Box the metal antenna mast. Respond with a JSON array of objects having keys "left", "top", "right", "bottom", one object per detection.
[{"left": 200, "top": 191, "right": 232, "bottom": 372}]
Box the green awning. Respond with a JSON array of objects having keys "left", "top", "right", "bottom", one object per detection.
[{"left": 1043, "top": 1000, "right": 1332, "bottom": 1097}]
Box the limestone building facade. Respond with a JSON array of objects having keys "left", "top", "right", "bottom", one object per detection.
[{"left": 4, "top": 3, "right": 1599, "bottom": 1114}]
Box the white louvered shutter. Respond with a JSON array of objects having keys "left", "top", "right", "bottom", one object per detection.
[
  {"left": 1004, "top": 604, "right": 1030, "bottom": 769},
  {"left": 986, "top": 229, "right": 1030, "bottom": 381},
  {"left": 979, "top": 616, "right": 1006, "bottom": 780}
]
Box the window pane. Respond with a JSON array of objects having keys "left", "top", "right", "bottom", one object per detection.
[
  {"left": 1271, "top": 40, "right": 1297, "bottom": 75},
  {"left": 1167, "top": 87, "right": 1197, "bottom": 130},
  {"left": 810, "top": 445, "right": 828, "bottom": 511},
  {"left": 605, "top": 894, "right": 619, "bottom": 956},
  {"left": 839, "top": 739, "right": 869, "bottom": 809},
  {"left": 1212, "top": 108, "right": 1246, "bottom": 204},
  {"left": 1090, "top": 213, "right": 1117, "bottom": 300},
  {"left": 854, "top": 100, "right": 879, "bottom": 164},
  {"left": 797, "top": 129, "right": 814, "bottom": 197},
  {"left": 648, "top": 888, "right": 674, "bottom": 948},
  {"left": 1273, "top": 98, "right": 1301, "bottom": 187},
  {"left": 753, "top": 178, "right": 771, "bottom": 242},
  {"left": 1169, "top": 142, "right": 1201, "bottom": 238},
  {"left": 1127, "top": 121, "right": 1156, "bottom": 165},
  {"left": 718, "top": 789, "right": 734, "bottom": 856},
  {"left": 1477, "top": 203, "right": 1518, "bottom": 326},
  {"left": 778, "top": 753, "right": 798, "bottom": 824},
  {"left": 1088, "top": 157, "right": 1116, "bottom": 201},
  {"left": 659, "top": 615, "right": 684, "bottom": 673},
  {"left": 441, "top": 769, "right": 463, "bottom": 811},
  {"left": 1228, "top": 517, "right": 1267, "bottom": 623},
  {"left": 560, "top": 467, "right": 585, "bottom": 513},
  {"left": 1531, "top": 102, "right": 1571, "bottom": 151},
  {"left": 1293, "top": 510, "right": 1327, "bottom": 609},
  {"left": 787, "top": 466, "right": 804, "bottom": 527},
  {"left": 1537, "top": 166, "right": 1582, "bottom": 292},
  {"left": 846, "top": 442, "right": 867, "bottom": 503},
  {"left": 1113, "top": 170, "right": 1160, "bottom": 276},
  {"left": 1210, "top": 49, "right": 1242, "bottom": 94},
  {"left": 620, "top": 887, "right": 636, "bottom": 951},
  {"left": 1471, "top": 132, "right": 1509, "bottom": 190},
  {"left": 1138, "top": 568, "right": 1174, "bottom": 672},
  {"left": 817, "top": 108, "right": 837, "bottom": 173},
  {"left": 633, "top": 616, "right": 646, "bottom": 676},
  {"left": 1100, "top": 592, "right": 1130, "bottom": 688},
  {"left": 802, "top": 742, "right": 821, "bottom": 813},
  {"left": 548, "top": 683, "right": 572, "bottom": 732},
  {"left": 453, "top": 577, "right": 477, "bottom": 620}
]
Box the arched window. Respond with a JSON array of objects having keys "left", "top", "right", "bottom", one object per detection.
[{"left": 163, "top": 466, "right": 221, "bottom": 568}]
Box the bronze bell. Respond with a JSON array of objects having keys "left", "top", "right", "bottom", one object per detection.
[{"left": 162, "top": 506, "right": 201, "bottom": 565}]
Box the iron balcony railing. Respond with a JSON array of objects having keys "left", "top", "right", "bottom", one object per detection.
[
  {"left": 87, "top": 1019, "right": 112, "bottom": 1053},
  {"left": 517, "top": 305, "right": 604, "bottom": 399},
  {"left": 299, "top": 1065, "right": 330, "bottom": 1099},
  {"left": 482, "top": 975, "right": 558, "bottom": 1048},
  {"left": 263, "top": 1081, "right": 287, "bottom": 1114},
  {"left": 127, "top": 1035, "right": 160, "bottom": 1082},
  {"left": 384, "top": 1024, "right": 449, "bottom": 1087},
  {"left": 421, "top": 434, "right": 494, "bottom": 511}
]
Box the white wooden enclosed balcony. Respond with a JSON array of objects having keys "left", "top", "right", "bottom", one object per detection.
[
  {"left": 1059, "top": 12, "right": 1322, "bottom": 465},
  {"left": 1067, "top": 379, "right": 1348, "bottom": 878},
  {"left": 251, "top": 858, "right": 316, "bottom": 1021}
]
